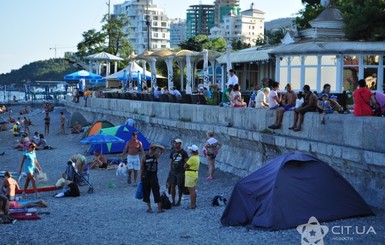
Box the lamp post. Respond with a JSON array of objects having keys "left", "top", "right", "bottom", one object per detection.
[{"left": 145, "top": 0, "right": 150, "bottom": 51}]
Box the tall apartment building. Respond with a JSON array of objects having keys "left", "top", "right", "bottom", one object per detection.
[
  {"left": 186, "top": 4, "right": 215, "bottom": 40},
  {"left": 113, "top": 0, "right": 170, "bottom": 55},
  {"left": 214, "top": 0, "right": 240, "bottom": 26},
  {"left": 169, "top": 18, "right": 186, "bottom": 48},
  {"left": 209, "top": 5, "right": 265, "bottom": 45}
]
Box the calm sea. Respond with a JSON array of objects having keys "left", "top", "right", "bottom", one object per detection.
[{"left": 0, "top": 91, "right": 25, "bottom": 103}]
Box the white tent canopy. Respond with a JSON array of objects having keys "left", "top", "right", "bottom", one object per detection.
[{"left": 105, "top": 62, "right": 165, "bottom": 80}]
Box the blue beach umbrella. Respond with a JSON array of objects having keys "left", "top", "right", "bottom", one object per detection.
[
  {"left": 64, "top": 70, "right": 103, "bottom": 81},
  {"left": 80, "top": 134, "right": 125, "bottom": 155}
]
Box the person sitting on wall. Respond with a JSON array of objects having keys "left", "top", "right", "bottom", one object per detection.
[
  {"left": 353, "top": 79, "right": 376, "bottom": 116},
  {"left": 230, "top": 84, "right": 247, "bottom": 108},
  {"left": 255, "top": 87, "right": 270, "bottom": 109},
  {"left": 289, "top": 85, "right": 318, "bottom": 132},
  {"left": 318, "top": 83, "right": 342, "bottom": 113},
  {"left": 268, "top": 83, "right": 298, "bottom": 129}
]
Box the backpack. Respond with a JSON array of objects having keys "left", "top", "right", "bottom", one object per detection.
[
  {"left": 212, "top": 195, "right": 227, "bottom": 206},
  {"left": 160, "top": 192, "right": 172, "bottom": 209},
  {"left": 65, "top": 182, "right": 80, "bottom": 197}
]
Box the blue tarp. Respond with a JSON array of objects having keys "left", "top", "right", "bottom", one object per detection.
[{"left": 221, "top": 151, "right": 373, "bottom": 230}]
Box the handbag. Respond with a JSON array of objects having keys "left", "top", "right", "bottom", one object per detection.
[
  {"left": 135, "top": 182, "right": 143, "bottom": 200},
  {"left": 37, "top": 171, "right": 48, "bottom": 183},
  {"left": 116, "top": 162, "right": 128, "bottom": 177}
]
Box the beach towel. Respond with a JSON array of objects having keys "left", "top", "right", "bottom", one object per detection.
[{"left": 9, "top": 212, "right": 41, "bottom": 220}]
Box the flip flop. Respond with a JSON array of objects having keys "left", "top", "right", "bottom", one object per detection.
[
  {"left": 288, "top": 127, "right": 295, "bottom": 130},
  {"left": 157, "top": 209, "right": 165, "bottom": 213},
  {"left": 293, "top": 128, "right": 301, "bottom": 132},
  {"left": 146, "top": 209, "right": 153, "bottom": 213}
]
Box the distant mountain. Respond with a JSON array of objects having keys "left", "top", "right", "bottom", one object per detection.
[
  {"left": 265, "top": 18, "right": 295, "bottom": 31},
  {"left": 0, "top": 59, "right": 77, "bottom": 87}
]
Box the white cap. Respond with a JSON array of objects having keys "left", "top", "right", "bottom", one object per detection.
[
  {"left": 174, "top": 139, "right": 183, "bottom": 144},
  {"left": 188, "top": 144, "right": 199, "bottom": 152}
]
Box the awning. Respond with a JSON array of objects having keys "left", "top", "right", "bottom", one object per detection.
[{"left": 216, "top": 48, "right": 273, "bottom": 64}]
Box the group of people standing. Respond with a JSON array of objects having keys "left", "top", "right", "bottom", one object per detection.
[{"left": 120, "top": 131, "right": 222, "bottom": 212}]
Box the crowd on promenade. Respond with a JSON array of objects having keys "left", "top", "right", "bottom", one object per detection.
[{"left": 220, "top": 71, "right": 384, "bottom": 131}]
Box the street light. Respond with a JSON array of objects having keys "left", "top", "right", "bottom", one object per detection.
[{"left": 146, "top": 0, "right": 150, "bottom": 51}]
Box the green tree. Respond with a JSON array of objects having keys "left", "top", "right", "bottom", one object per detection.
[
  {"left": 231, "top": 39, "right": 251, "bottom": 51},
  {"left": 179, "top": 35, "right": 227, "bottom": 52},
  {"left": 295, "top": 0, "right": 385, "bottom": 41},
  {"left": 102, "top": 14, "right": 134, "bottom": 61},
  {"left": 76, "top": 13, "right": 134, "bottom": 69},
  {"left": 336, "top": 0, "right": 385, "bottom": 41},
  {"left": 76, "top": 29, "right": 106, "bottom": 57},
  {"left": 179, "top": 35, "right": 208, "bottom": 51},
  {"left": 295, "top": 0, "right": 324, "bottom": 29}
]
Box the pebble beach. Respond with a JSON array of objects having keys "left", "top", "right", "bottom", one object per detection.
[{"left": 0, "top": 105, "right": 384, "bottom": 245}]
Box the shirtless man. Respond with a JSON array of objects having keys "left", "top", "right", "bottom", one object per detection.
[
  {"left": 121, "top": 132, "right": 144, "bottom": 186},
  {"left": 90, "top": 150, "right": 108, "bottom": 169},
  {"left": 268, "top": 83, "right": 298, "bottom": 129},
  {"left": 1, "top": 172, "right": 20, "bottom": 201}
]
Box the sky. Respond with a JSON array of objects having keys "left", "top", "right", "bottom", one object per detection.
[{"left": 0, "top": 0, "right": 304, "bottom": 75}]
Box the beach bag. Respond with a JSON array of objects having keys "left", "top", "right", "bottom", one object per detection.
[
  {"left": 37, "top": 172, "right": 48, "bottom": 183},
  {"left": 116, "top": 162, "right": 128, "bottom": 177},
  {"left": 135, "top": 182, "right": 143, "bottom": 200},
  {"left": 160, "top": 192, "right": 172, "bottom": 209},
  {"left": 65, "top": 182, "right": 80, "bottom": 197}
]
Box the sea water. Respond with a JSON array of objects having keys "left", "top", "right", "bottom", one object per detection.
[{"left": 0, "top": 91, "right": 25, "bottom": 103}]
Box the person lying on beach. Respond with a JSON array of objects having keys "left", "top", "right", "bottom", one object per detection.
[{"left": 0, "top": 194, "right": 48, "bottom": 217}]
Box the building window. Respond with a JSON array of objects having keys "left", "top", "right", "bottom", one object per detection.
[{"left": 343, "top": 55, "right": 359, "bottom": 91}]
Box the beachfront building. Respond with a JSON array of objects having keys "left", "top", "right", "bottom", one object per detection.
[
  {"left": 214, "top": 0, "right": 241, "bottom": 27},
  {"left": 271, "top": 7, "right": 385, "bottom": 93},
  {"left": 169, "top": 18, "right": 186, "bottom": 48},
  {"left": 209, "top": 4, "right": 265, "bottom": 46},
  {"left": 186, "top": 4, "right": 215, "bottom": 39},
  {"left": 113, "top": 0, "right": 170, "bottom": 55}
]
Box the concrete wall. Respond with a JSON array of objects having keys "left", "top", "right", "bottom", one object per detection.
[{"left": 64, "top": 97, "right": 385, "bottom": 208}]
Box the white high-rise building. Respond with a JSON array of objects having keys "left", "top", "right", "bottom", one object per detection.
[
  {"left": 209, "top": 5, "right": 265, "bottom": 45},
  {"left": 113, "top": 0, "right": 170, "bottom": 55}
]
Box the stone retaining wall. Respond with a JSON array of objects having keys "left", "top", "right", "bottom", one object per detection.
[{"left": 64, "top": 97, "right": 385, "bottom": 208}]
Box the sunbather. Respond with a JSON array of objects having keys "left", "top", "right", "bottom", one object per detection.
[{"left": 1, "top": 172, "right": 20, "bottom": 201}]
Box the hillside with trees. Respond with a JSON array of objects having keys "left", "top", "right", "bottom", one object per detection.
[{"left": 0, "top": 59, "right": 77, "bottom": 88}]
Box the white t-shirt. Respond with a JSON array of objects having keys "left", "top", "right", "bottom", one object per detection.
[
  {"left": 255, "top": 91, "right": 268, "bottom": 109},
  {"left": 268, "top": 90, "right": 279, "bottom": 109},
  {"left": 228, "top": 74, "right": 238, "bottom": 87}
]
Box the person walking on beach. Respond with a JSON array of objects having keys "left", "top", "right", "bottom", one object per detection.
[
  {"left": 204, "top": 132, "right": 222, "bottom": 180},
  {"left": 140, "top": 144, "right": 165, "bottom": 213},
  {"left": 44, "top": 112, "right": 50, "bottom": 135},
  {"left": 121, "top": 132, "right": 144, "bottom": 186},
  {"left": 184, "top": 144, "right": 200, "bottom": 209},
  {"left": 18, "top": 142, "right": 43, "bottom": 198},
  {"left": 59, "top": 111, "right": 66, "bottom": 134},
  {"left": 168, "top": 139, "right": 189, "bottom": 206}
]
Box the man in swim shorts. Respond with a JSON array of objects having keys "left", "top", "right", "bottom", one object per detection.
[{"left": 121, "top": 132, "right": 144, "bottom": 186}]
